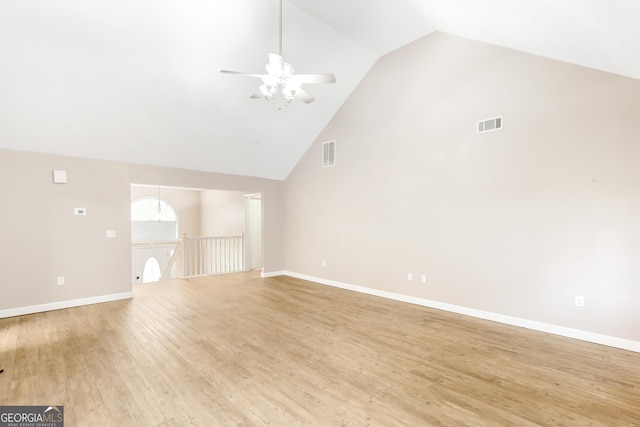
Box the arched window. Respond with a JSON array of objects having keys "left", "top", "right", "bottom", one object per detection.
[
  {"left": 131, "top": 197, "right": 177, "bottom": 221},
  {"left": 131, "top": 197, "right": 179, "bottom": 242}
]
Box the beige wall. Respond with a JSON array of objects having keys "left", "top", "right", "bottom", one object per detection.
[
  {"left": 200, "top": 190, "right": 245, "bottom": 237},
  {"left": 284, "top": 33, "right": 640, "bottom": 342},
  {"left": 0, "top": 149, "right": 132, "bottom": 310},
  {"left": 0, "top": 149, "right": 284, "bottom": 313}
]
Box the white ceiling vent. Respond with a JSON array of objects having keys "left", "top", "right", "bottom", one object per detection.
[
  {"left": 322, "top": 140, "right": 336, "bottom": 167},
  {"left": 477, "top": 116, "right": 503, "bottom": 134}
]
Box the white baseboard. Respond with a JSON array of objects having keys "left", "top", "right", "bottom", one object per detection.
[
  {"left": 261, "top": 270, "right": 286, "bottom": 278},
  {"left": 284, "top": 271, "right": 640, "bottom": 354},
  {"left": 0, "top": 292, "right": 134, "bottom": 319}
]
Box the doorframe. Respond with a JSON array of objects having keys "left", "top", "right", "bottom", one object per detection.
[{"left": 243, "top": 193, "right": 263, "bottom": 271}]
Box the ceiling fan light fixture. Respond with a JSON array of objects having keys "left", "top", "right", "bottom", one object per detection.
[
  {"left": 283, "top": 63, "right": 295, "bottom": 78},
  {"left": 261, "top": 74, "right": 277, "bottom": 85},
  {"left": 219, "top": 0, "right": 335, "bottom": 105},
  {"left": 283, "top": 90, "right": 295, "bottom": 103},
  {"left": 260, "top": 84, "right": 278, "bottom": 100},
  {"left": 265, "top": 62, "right": 281, "bottom": 77},
  {"left": 283, "top": 79, "right": 301, "bottom": 102}
]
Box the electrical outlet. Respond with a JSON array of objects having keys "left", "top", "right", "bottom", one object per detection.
[
  {"left": 106, "top": 229, "right": 116, "bottom": 238},
  {"left": 407, "top": 273, "right": 413, "bottom": 281},
  {"left": 421, "top": 274, "right": 427, "bottom": 284},
  {"left": 575, "top": 296, "right": 585, "bottom": 307},
  {"left": 321, "top": 260, "right": 326, "bottom": 267},
  {"left": 57, "top": 276, "right": 65, "bottom": 285}
]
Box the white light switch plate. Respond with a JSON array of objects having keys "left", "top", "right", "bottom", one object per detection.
[
  {"left": 106, "top": 230, "right": 116, "bottom": 238},
  {"left": 53, "top": 170, "right": 67, "bottom": 184}
]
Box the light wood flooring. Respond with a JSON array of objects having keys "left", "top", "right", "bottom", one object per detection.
[{"left": 1, "top": 272, "right": 639, "bottom": 426}]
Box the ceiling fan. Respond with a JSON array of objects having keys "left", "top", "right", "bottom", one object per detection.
[{"left": 220, "top": 0, "right": 336, "bottom": 105}]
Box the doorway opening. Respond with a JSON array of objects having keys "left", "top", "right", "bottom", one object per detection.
[
  {"left": 244, "top": 193, "right": 263, "bottom": 271},
  {"left": 142, "top": 257, "right": 162, "bottom": 283},
  {"left": 131, "top": 188, "right": 180, "bottom": 284},
  {"left": 130, "top": 185, "right": 263, "bottom": 282}
]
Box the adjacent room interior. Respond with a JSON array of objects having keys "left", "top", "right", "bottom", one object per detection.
[{"left": 1, "top": 0, "right": 640, "bottom": 424}]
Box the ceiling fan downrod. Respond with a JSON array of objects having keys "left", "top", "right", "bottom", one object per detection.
[{"left": 278, "top": 0, "right": 282, "bottom": 57}]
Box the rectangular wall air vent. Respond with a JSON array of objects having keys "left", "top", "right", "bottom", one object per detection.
[
  {"left": 477, "top": 116, "right": 503, "bottom": 134},
  {"left": 322, "top": 140, "right": 336, "bottom": 167}
]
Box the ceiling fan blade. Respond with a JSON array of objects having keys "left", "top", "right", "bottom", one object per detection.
[
  {"left": 291, "top": 73, "right": 336, "bottom": 84},
  {"left": 267, "top": 52, "right": 284, "bottom": 75},
  {"left": 220, "top": 70, "right": 263, "bottom": 78},
  {"left": 295, "top": 88, "right": 315, "bottom": 104}
]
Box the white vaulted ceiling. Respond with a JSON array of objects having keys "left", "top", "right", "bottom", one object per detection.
[{"left": 1, "top": 0, "right": 639, "bottom": 180}]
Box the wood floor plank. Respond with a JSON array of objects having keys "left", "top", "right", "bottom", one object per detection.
[{"left": 1, "top": 271, "right": 639, "bottom": 426}]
